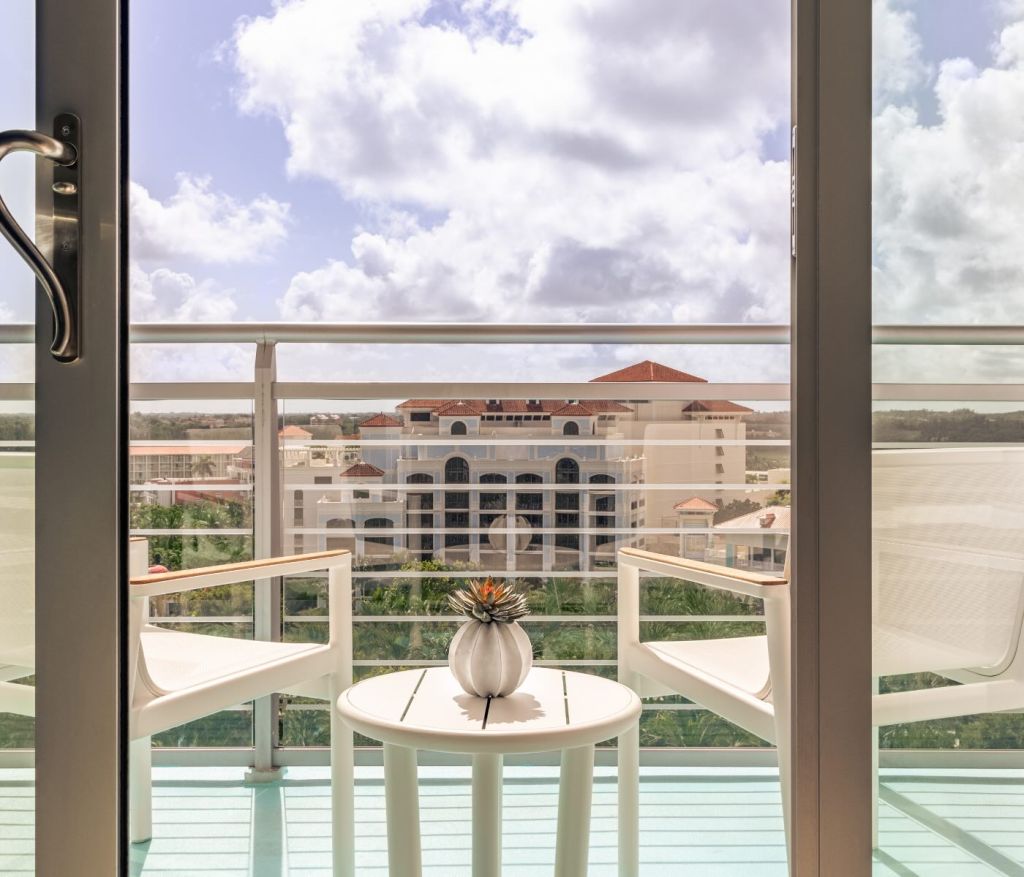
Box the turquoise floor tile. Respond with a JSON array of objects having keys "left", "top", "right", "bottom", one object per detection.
[{"left": 2, "top": 766, "right": 1022, "bottom": 874}]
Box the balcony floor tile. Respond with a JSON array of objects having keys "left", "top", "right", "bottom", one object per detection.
[{"left": 1, "top": 766, "right": 1021, "bottom": 874}]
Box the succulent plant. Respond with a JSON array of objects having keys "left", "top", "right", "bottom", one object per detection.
[{"left": 448, "top": 577, "right": 530, "bottom": 624}]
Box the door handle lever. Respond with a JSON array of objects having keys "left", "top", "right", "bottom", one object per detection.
[{"left": 0, "top": 113, "right": 80, "bottom": 362}]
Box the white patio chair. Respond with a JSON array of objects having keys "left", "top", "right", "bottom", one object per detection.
[
  {"left": 0, "top": 524, "right": 355, "bottom": 877},
  {"left": 616, "top": 447, "right": 1024, "bottom": 876}
]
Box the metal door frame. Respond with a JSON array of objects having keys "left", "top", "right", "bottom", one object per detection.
[
  {"left": 27, "top": 0, "right": 877, "bottom": 872},
  {"left": 791, "top": 0, "right": 873, "bottom": 873},
  {"left": 34, "top": 1, "right": 126, "bottom": 873}
]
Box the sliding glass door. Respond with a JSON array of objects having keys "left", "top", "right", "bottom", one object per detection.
[{"left": 0, "top": 0, "right": 125, "bottom": 874}]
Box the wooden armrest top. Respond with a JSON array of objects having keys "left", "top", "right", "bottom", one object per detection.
[
  {"left": 619, "top": 547, "right": 788, "bottom": 586},
  {"left": 130, "top": 549, "right": 349, "bottom": 587}
]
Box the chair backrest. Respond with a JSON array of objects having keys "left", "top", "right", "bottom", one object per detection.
[
  {"left": 0, "top": 453, "right": 34, "bottom": 669},
  {"left": 873, "top": 447, "right": 1024, "bottom": 676}
]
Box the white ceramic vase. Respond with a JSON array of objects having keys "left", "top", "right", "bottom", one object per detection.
[{"left": 448, "top": 619, "right": 532, "bottom": 697}]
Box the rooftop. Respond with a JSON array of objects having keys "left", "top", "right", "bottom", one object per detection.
[
  {"left": 717, "top": 505, "right": 791, "bottom": 530},
  {"left": 590, "top": 360, "right": 708, "bottom": 383},
  {"left": 674, "top": 496, "right": 720, "bottom": 512},
  {"left": 359, "top": 413, "right": 403, "bottom": 428},
  {"left": 339, "top": 462, "right": 386, "bottom": 478}
]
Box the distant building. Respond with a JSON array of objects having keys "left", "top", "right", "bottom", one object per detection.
[
  {"left": 282, "top": 361, "right": 754, "bottom": 572},
  {"left": 711, "top": 504, "right": 789, "bottom": 570}
]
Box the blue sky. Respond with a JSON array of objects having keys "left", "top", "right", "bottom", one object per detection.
[{"left": 2, "top": 0, "right": 1023, "bottom": 387}]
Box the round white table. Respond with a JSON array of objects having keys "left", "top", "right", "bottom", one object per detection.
[{"left": 336, "top": 666, "right": 641, "bottom": 877}]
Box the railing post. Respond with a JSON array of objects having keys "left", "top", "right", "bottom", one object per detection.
[{"left": 250, "top": 340, "right": 283, "bottom": 780}]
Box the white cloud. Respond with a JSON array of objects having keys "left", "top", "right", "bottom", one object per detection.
[
  {"left": 130, "top": 175, "right": 290, "bottom": 265},
  {"left": 130, "top": 263, "right": 239, "bottom": 322},
  {"left": 873, "top": 0, "right": 929, "bottom": 105},
  {"left": 873, "top": 9, "right": 1024, "bottom": 338},
  {"left": 232, "top": 0, "right": 791, "bottom": 327},
  {"left": 128, "top": 264, "right": 254, "bottom": 383}
]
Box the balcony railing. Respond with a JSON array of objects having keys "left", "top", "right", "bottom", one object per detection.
[{"left": 2, "top": 321, "right": 1022, "bottom": 765}]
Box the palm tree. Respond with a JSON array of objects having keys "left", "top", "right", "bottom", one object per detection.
[{"left": 191, "top": 456, "right": 216, "bottom": 479}]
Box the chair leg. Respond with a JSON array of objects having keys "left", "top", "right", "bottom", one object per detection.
[
  {"left": 129, "top": 735, "right": 153, "bottom": 844},
  {"left": 774, "top": 715, "right": 793, "bottom": 875},
  {"left": 331, "top": 678, "right": 356, "bottom": 877},
  {"left": 617, "top": 719, "right": 640, "bottom": 877},
  {"left": 872, "top": 725, "right": 880, "bottom": 851}
]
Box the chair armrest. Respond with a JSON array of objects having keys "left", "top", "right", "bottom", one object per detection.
[
  {"left": 618, "top": 547, "right": 788, "bottom": 600},
  {"left": 130, "top": 549, "right": 350, "bottom": 598}
]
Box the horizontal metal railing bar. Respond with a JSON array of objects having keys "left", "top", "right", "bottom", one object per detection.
[
  {"left": 282, "top": 483, "right": 792, "bottom": 492},
  {"left": 275, "top": 381, "right": 789, "bottom": 401},
  {"left": 4, "top": 321, "right": 1024, "bottom": 345},
  {"left": 322, "top": 570, "right": 767, "bottom": 579},
  {"left": 278, "top": 614, "right": 763, "bottom": 624},
  {"left": 6, "top": 380, "right": 1024, "bottom": 403},
  {"left": 132, "top": 382, "right": 255, "bottom": 401},
  {"left": 132, "top": 524, "right": 783, "bottom": 536},
  {"left": 352, "top": 658, "right": 618, "bottom": 666},
  {"left": 147, "top": 614, "right": 762, "bottom": 624},
  {"left": 131, "top": 439, "right": 254, "bottom": 446},
  {"left": 131, "top": 528, "right": 252, "bottom": 537},
  {"left": 131, "top": 483, "right": 254, "bottom": 492},
  {"left": 873, "top": 383, "right": 1024, "bottom": 402},
  {"left": 0, "top": 321, "right": 791, "bottom": 345},
  {"left": 286, "top": 526, "right": 789, "bottom": 536},
  {"left": 281, "top": 438, "right": 792, "bottom": 447},
  {"left": 281, "top": 700, "right": 701, "bottom": 712},
  {"left": 150, "top": 616, "right": 254, "bottom": 624}
]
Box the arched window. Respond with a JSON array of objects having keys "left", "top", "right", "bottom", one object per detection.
[
  {"left": 555, "top": 458, "right": 580, "bottom": 484},
  {"left": 589, "top": 473, "right": 615, "bottom": 484},
  {"left": 562, "top": 421, "right": 579, "bottom": 436},
  {"left": 363, "top": 517, "right": 394, "bottom": 549},
  {"left": 479, "top": 472, "right": 507, "bottom": 511},
  {"left": 325, "top": 518, "right": 355, "bottom": 552},
  {"left": 450, "top": 420, "right": 467, "bottom": 436},
  {"left": 445, "top": 457, "right": 470, "bottom": 484},
  {"left": 326, "top": 518, "right": 354, "bottom": 529},
  {"left": 406, "top": 473, "right": 433, "bottom": 484},
  {"left": 515, "top": 472, "right": 543, "bottom": 513}
]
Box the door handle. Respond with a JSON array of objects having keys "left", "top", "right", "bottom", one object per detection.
[{"left": 0, "top": 114, "right": 80, "bottom": 362}]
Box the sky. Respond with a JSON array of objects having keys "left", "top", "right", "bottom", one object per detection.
[{"left": 1, "top": 0, "right": 1023, "bottom": 389}]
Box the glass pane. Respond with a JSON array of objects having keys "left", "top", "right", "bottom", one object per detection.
[
  {"left": 873, "top": 1, "right": 1024, "bottom": 871},
  {"left": 129, "top": 401, "right": 255, "bottom": 749},
  {"left": 131, "top": 0, "right": 792, "bottom": 870},
  {"left": 0, "top": 1, "right": 35, "bottom": 872}
]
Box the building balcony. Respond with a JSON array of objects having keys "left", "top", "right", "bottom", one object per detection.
[{"left": 2, "top": 323, "right": 1022, "bottom": 875}]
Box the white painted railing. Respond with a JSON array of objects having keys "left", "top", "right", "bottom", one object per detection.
[{"left": 3, "top": 321, "right": 1022, "bottom": 766}]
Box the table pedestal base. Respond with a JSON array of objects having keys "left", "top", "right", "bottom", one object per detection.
[
  {"left": 472, "top": 753, "right": 502, "bottom": 877},
  {"left": 384, "top": 743, "right": 421, "bottom": 877},
  {"left": 555, "top": 745, "right": 596, "bottom": 877}
]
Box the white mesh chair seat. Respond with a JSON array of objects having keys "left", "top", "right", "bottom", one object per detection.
[
  {"left": 138, "top": 625, "right": 326, "bottom": 697},
  {"left": 872, "top": 623, "right": 1002, "bottom": 678},
  {"left": 645, "top": 636, "right": 772, "bottom": 700}
]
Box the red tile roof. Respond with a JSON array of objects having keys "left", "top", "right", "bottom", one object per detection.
[
  {"left": 673, "top": 497, "right": 719, "bottom": 512},
  {"left": 590, "top": 360, "right": 707, "bottom": 383},
  {"left": 436, "top": 400, "right": 484, "bottom": 417},
  {"left": 551, "top": 403, "right": 596, "bottom": 416},
  {"left": 681, "top": 400, "right": 753, "bottom": 414},
  {"left": 359, "top": 413, "right": 403, "bottom": 428},
  {"left": 279, "top": 425, "right": 313, "bottom": 438},
  {"left": 339, "top": 462, "right": 385, "bottom": 478}
]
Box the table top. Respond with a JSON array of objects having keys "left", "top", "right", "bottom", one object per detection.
[{"left": 336, "top": 667, "right": 641, "bottom": 755}]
